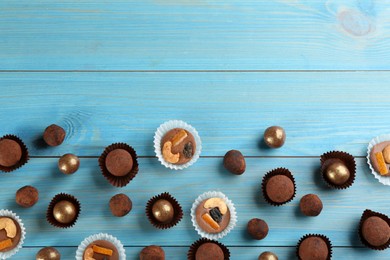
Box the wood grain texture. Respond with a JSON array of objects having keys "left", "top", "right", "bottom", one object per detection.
[
  {"left": 0, "top": 0, "right": 389, "bottom": 70},
  {"left": 0, "top": 157, "right": 388, "bottom": 250},
  {"left": 14, "top": 246, "right": 390, "bottom": 259},
  {"left": 0, "top": 72, "right": 389, "bottom": 157}
]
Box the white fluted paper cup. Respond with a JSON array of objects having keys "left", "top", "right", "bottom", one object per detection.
[
  {"left": 75, "top": 233, "right": 126, "bottom": 260},
  {"left": 0, "top": 209, "right": 26, "bottom": 259},
  {"left": 191, "top": 191, "right": 237, "bottom": 240},
  {"left": 154, "top": 120, "right": 201, "bottom": 170},
  {"left": 367, "top": 134, "right": 390, "bottom": 186}
]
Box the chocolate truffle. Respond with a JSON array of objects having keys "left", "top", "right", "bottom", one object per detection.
[
  {"left": 247, "top": 218, "right": 269, "bottom": 240},
  {"left": 16, "top": 185, "right": 39, "bottom": 208},
  {"left": 36, "top": 247, "right": 61, "bottom": 260},
  {"left": 83, "top": 240, "right": 119, "bottom": 260},
  {"left": 0, "top": 139, "right": 22, "bottom": 167},
  {"left": 43, "top": 124, "right": 65, "bottom": 146},
  {"left": 161, "top": 128, "right": 196, "bottom": 165},
  {"left": 362, "top": 216, "right": 390, "bottom": 247},
  {"left": 53, "top": 200, "right": 77, "bottom": 224},
  {"left": 195, "top": 197, "right": 231, "bottom": 234},
  {"left": 297, "top": 236, "right": 330, "bottom": 260},
  {"left": 105, "top": 149, "right": 133, "bottom": 177},
  {"left": 223, "top": 150, "right": 246, "bottom": 175},
  {"left": 299, "top": 194, "right": 323, "bottom": 217},
  {"left": 324, "top": 160, "right": 350, "bottom": 185},
  {"left": 264, "top": 126, "right": 286, "bottom": 148},
  {"left": 146, "top": 192, "right": 183, "bottom": 229},
  {"left": 195, "top": 243, "right": 224, "bottom": 260},
  {"left": 140, "top": 245, "right": 165, "bottom": 260},
  {"left": 152, "top": 199, "right": 174, "bottom": 224},
  {"left": 262, "top": 168, "right": 296, "bottom": 206},
  {"left": 58, "top": 153, "right": 80, "bottom": 175},
  {"left": 47, "top": 193, "right": 80, "bottom": 228},
  {"left": 0, "top": 217, "right": 22, "bottom": 252},
  {"left": 320, "top": 151, "right": 356, "bottom": 189},
  {"left": 258, "top": 251, "right": 278, "bottom": 260},
  {"left": 109, "top": 193, "right": 132, "bottom": 217}
]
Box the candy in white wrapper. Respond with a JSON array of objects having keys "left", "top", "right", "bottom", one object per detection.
[
  {"left": 154, "top": 120, "right": 201, "bottom": 170},
  {"left": 0, "top": 209, "right": 26, "bottom": 260},
  {"left": 75, "top": 233, "right": 126, "bottom": 260},
  {"left": 367, "top": 134, "right": 390, "bottom": 186},
  {"left": 191, "top": 191, "right": 237, "bottom": 240}
]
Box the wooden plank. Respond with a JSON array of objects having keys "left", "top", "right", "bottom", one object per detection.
[
  {"left": 0, "top": 157, "right": 388, "bottom": 248},
  {"left": 0, "top": 1, "right": 389, "bottom": 70},
  {"left": 15, "top": 246, "right": 390, "bottom": 259},
  {"left": 0, "top": 72, "right": 389, "bottom": 156}
]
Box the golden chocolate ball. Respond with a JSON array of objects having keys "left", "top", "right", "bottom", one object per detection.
[
  {"left": 58, "top": 153, "right": 79, "bottom": 174},
  {"left": 53, "top": 200, "right": 77, "bottom": 224},
  {"left": 152, "top": 199, "right": 174, "bottom": 224},
  {"left": 258, "top": 251, "right": 278, "bottom": 260},
  {"left": 325, "top": 161, "right": 350, "bottom": 185},
  {"left": 383, "top": 145, "right": 390, "bottom": 164},
  {"left": 264, "top": 126, "right": 286, "bottom": 148},
  {"left": 36, "top": 247, "right": 61, "bottom": 260}
]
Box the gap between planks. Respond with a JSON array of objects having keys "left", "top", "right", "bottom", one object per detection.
[
  {"left": 29, "top": 156, "right": 366, "bottom": 159},
  {"left": 0, "top": 70, "right": 390, "bottom": 73}
]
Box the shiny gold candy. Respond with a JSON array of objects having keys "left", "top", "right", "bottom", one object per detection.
[
  {"left": 36, "top": 246, "right": 61, "bottom": 260},
  {"left": 325, "top": 161, "right": 350, "bottom": 185},
  {"left": 53, "top": 200, "right": 77, "bottom": 224},
  {"left": 264, "top": 126, "right": 286, "bottom": 148},
  {"left": 58, "top": 153, "right": 80, "bottom": 174},
  {"left": 152, "top": 199, "right": 174, "bottom": 224},
  {"left": 258, "top": 251, "right": 278, "bottom": 260}
]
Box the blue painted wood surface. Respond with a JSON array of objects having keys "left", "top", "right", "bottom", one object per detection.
[{"left": 1, "top": 0, "right": 390, "bottom": 259}]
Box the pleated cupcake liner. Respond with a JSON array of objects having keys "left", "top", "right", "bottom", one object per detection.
[
  {"left": 75, "top": 233, "right": 126, "bottom": 260},
  {"left": 296, "top": 233, "right": 332, "bottom": 260},
  {"left": 358, "top": 209, "right": 390, "bottom": 250},
  {"left": 0, "top": 135, "right": 29, "bottom": 173},
  {"left": 154, "top": 120, "right": 201, "bottom": 170},
  {"left": 98, "top": 142, "right": 139, "bottom": 187},
  {"left": 187, "top": 238, "right": 230, "bottom": 260},
  {"left": 191, "top": 191, "right": 237, "bottom": 240},
  {"left": 320, "top": 151, "right": 356, "bottom": 189},
  {"left": 145, "top": 192, "right": 183, "bottom": 229},
  {"left": 367, "top": 135, "right": 390, "bottom": 185},
  {"left": 261, "top": 167, "right": 296, "bottom": 206},
  {"left": 46, "top": 193, "right": 81, "bottom": 228},
  {"left": 0, "top": 209, "right": 26, "bottom": 259}
]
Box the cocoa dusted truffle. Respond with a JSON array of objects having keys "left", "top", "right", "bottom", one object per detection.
[
  {"left": 16, "top": 185, "right": 39, "bottom": 208},
  {"left": 109, "top": 193, "right": 132, "bottom": 217},
  {"left": 247, "top": 218, "right": 269, "bottom": 240},
  {"left": 43, "top": 124, "right": 66, "bottom": 146},
  {"left": 140, "top": 245, "right": 165, "bottom": 260},
  {"left": 195, "top": 243, "right": 224, "bottom": 260},
  {"left": 105, "top": 149, "right": 133, "bottom": 177},
  {"left": 299, "top": 194, "right": 323, "bottom": 217},
  {"left": 262, "top": 168, "right": 296, "bottom": 206},
  {"left": 223, "top": 150, "right": 246, "bottom": 175},
  {"left": 359, "top": 209, "right": 390, "bottom": 250},
  {"left": 0, "top": 135, "right": 29, "bottom": 172},
  {"left": 296, "top": 234, "right": 332, "bottom": 260}
]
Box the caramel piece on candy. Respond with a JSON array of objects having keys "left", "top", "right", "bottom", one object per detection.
[
  {"left": 92, "top": 245, "right": 113, "bottom": 256},
  {"left": 202, "top": 213, "right": 220, "bottom": 230},
  {"left": 375, "top": 152, "right": 389, "bottom": 175},
  {"left": 171, "top": 129, "right": 188, "bottom": 146},
  {"left": 0, "top": 239, "right": 12, "bottom": 250},
  {"left": 0, "top": 218, "right": 17, "bottom": 238}
]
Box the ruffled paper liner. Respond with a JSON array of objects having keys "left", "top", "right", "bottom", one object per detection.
[
  {"left": 367, "top": 135, "right": 390, "bottom": 186},
  {"left": 145, "top": 192, "right": 183, "bottom": 229},
  {"left": 0, "top": 210, "right": 26, "bottom": 260},
  {"left": 296, "top": 234, "right": 332, "bottom": 260},
  {"left": 98, "top": 143, "right": 139, "bottom": 187},
  {"left": 75, "top": 233, "right": 126, "bottom": 260},
  {"left": 320, "top": 151, "right": 356, "bottom": 189},
  {"left": 46, "top": 193, "right": 80, "bottom": 228},
  {"left": 261, "top": 168, "right": 296, "bottom": 206},
  {"left": 187, "top": 238, "right": 230, "bottom": 260},
  {"left": 191, "top": 191, "right": 237, "bottom": 240},
  {"left": 154, "top": 120, "right": 202, "bottom": 170},
  {"left": 0, "top": 135, "right": 29, "bottom": 173},
  {"left": 358, "top": 209, "right": 390, "bottom": 250}
]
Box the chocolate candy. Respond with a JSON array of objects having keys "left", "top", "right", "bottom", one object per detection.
[
  {"left": 109, "top": 194, "right": 132, "bottom": 217},
  {"left": 58, "top": 153, "right": 80, "bottom": 175},
  {"left": 15, "top": 185, "right": 39, "bottom": 208},
  {"left": 299, "top": 194, "right": 323, "bottom": 217},
  {"left": 140, "top": 245, "right": 165, "bottom": 260},
  {"left": 247, "top": 218, "right": 269, "bottom": 240},
  {"left": 105, "top": 149, "right": 133, "bottom": 177},
  {"left": 264, "top": 126, "right": 286, "bottom": 148},
  {"left": 43, "top": 124, "right": 65, "bottom": 146},
  {"left": 223, "top": 150, "right": 246, "bottom": 175}
]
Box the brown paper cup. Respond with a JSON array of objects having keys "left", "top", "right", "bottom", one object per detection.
[
  {"left": 320, "top": 151, "right": 356, "bottom": 189},
  {"left": 358, "top": 209, "right": 390, "bottom": 250},
  {"left": 296, "top": 234, "right": 332, "bottom": 260},
  {"left": 46, "top": 193, "right": 81, "bottom": 228},
  {"left": 261, "top": 167, "right": 296, "bottom": 206},
  {"left": 187, "top": 238, "right": 230, "bottom": 260},
  {"left": 0, "top": 134, "right": 29, "bottom": 172},
  {"left": 98, "top": 143, "right": 139, "bottom": 187}
]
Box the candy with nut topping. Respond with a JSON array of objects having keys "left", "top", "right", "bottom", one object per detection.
[
  {"left": 370, "top": 141, "right": 390, "bottom": 176},
  {"left": 196, "top": 198, "right": 231, "bottom": 234},
  {"left": 161, "top": 128, "right": 196, "bottom": 165}
]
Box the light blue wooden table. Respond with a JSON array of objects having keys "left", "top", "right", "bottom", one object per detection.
[{"left": 1, "top": 1, "right": 390, "bottom": 259}]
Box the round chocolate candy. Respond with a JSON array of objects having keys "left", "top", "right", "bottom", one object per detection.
[
  {"left": 223, "top": 149, "right": 246, "bottom": 175},
  {"left": 16, "top": 185, "right": 39, "bottom": 208},
  {"left": 264, "top": 126, "right": 286, "bottom": 148},
  {"left": 259, "top": 251, "right": 278, "bottom": 260},
  {"left": 362, "top": 216, "right": 390, "bottom": 247},
  {"left": 195, "top": 243, "right": 224, "bottom": 260},
  {"left": 265, "top": 175, "right": 295, "bottom": 204},
  {"left": 152, "top": 199, "right": 174, "bottom": 224},
  {"left": 0, "top": 139, "right": 22, "bottom": 167},
  {"left": 299, "top": 194, "right": 323, "bottom": 217},
  {"left": 58, "top": 153, "right": 80, "bottom": 174},
  {"left": 324, "top": 161, "right": 350, "bottom": 185},
  {"left": 36, "top": 247, "right": 61, "bottom": 260},
  {"left": 247, "top": 218, "right": 269, "bottom": 240},
  {"left": 53, "top": 200, "right": 77, "bottom": 224},
  {"left": 105, "top": 148, "right": 133, "bottom": 177},
  {"left": 140, "top": 245, "right": 165, "bottom": 260},
  {"left": 43, "top": 124, "right": 65, "bottom": 146},
  {"left": 109, "top": 193, "right": 132, "bottom": 217}
]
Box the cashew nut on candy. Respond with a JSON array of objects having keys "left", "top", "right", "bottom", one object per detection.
[
  {"left": 162, "top": 141, "right": 180, "bottom": 163},
  {"left": 204, "top": 198, "right": 228, "bottom": 214},
  {"left": 0, "top": 218, "right": 17, "bottom": 238},
  {"left": 84, "top": 248, "right": 96, "bottom": 260}
]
